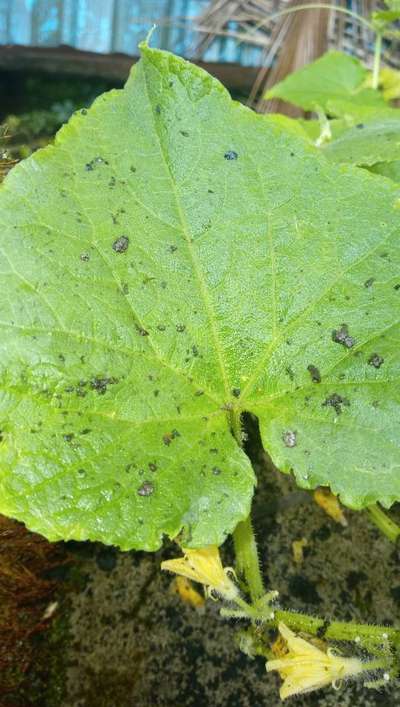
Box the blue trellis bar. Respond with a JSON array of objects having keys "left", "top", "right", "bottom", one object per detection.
[{"left": 0, "top": 0, "right": 264, "bottom": 66}]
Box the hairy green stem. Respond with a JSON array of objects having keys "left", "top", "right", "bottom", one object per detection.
[
  {"left": 367, "top": 504, "right": 400, "bottom": 543},
  {"left": 364, "top": 658, "right": 393, "bottom": 670},
  {"left": 233, "top": 589, "right": 399, "bottom": 656},
  {"left": 229, "top": 409, "right": 243, "bottom": 446},
  {"left": 227, "top": 598, "right": 398, "bottom": 659},
  {"left": 230, "top": 409, "right": 265, "bottom": 602},
  {"left": 229, "top": 593, "right": 399, "bottom": 651},
  {"left": 233, "top": 594, "right": 260, "bottom": 620},
  {"left": 372, "top": 32, "right": 383, "bottom": 90},
  {"left": 274, "top": 610, "right": 398, "bottom": 651},
  {"left": 233, "top": 516, "right": 265, "bottom": 602},
  {"left": 228, "top": 568, "right": 399, "bottom": 652}
]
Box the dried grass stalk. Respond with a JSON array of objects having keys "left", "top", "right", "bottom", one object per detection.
[{"left": 195, "top": 1, "right": 398, "bottom": 113}]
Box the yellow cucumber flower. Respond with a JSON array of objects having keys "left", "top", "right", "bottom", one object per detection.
[
  {"left": 266, "top": 623, "right": 364, "bottom": 699},
  {"left": 161, "top": 545, "right": 238, "bottom": 600}
]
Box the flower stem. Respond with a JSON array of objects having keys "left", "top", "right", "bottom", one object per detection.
[
  {"left": 233, "top": 515, "right": 265, "bottom": 603},
  {"left": 367, "top": 504, "right": 400, "bottom": 543},
  {"left": 233, "top": 594, "right": 260, "bottom": 619}
]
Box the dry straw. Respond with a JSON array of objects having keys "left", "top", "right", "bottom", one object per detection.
[{"left": 195, "top": 0, "right": 400, "bottom": 113}]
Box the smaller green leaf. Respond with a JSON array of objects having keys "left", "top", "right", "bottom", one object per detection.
[
  {"left": 323, "top": 119, "right": 400, "bottom": 166},
  {"left": 266, "top": 113, "right": 400, "bottom": 171},
  {"left": 265, "top": 51, "right": 387, "bottom": 113},
  {"left": 369, "top": 159, "right": 400, "bottom": 183},
  {"left": 325, "top": 99, "right": 399, "bottom": 122},
  {"left": 372, "top": 9, "right": 400, "bottom": 22},
  {"left": 384, "top": 0, "right": 400, "bottom": 12}
]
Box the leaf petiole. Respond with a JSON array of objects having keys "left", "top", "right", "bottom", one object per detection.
[{"left": 366, "top": 504, "right": 400, "bottom": 543}]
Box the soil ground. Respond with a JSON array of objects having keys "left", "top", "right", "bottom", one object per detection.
[{"left": 16, "top": 418, "right": 400, "bottom": 707}]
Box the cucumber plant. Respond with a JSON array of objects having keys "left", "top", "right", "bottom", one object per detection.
[{"left": 1, "top": 38, "right": 400, "bottom": 700}]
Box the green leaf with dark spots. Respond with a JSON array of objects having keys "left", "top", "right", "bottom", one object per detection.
[{"left": 1, "top": 45, "right": 400, "bottom": 550}]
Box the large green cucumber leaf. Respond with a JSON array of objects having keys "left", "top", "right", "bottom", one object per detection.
[
  {"left": 265, "top": 51, "right": 387, "bottom": 113},
  {"left": 1, "top": 46, "right": 400, "bottom": 551}
]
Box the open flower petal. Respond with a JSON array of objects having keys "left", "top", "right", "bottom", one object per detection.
[
  {"left": 266, "top": 623, "right": 364, "bottom": 699},
  {"left": 161, "top": 546, "right": 238, "bottom": 600}
]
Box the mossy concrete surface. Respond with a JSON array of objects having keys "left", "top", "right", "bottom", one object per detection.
[{"left": 42, "top": 431, "right": 400, "bottom": 707}]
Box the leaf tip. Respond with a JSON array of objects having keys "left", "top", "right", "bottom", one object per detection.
[{"left": 139, "top": 24, "right": 157, "bottom": 53}]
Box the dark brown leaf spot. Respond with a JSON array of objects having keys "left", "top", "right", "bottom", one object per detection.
[
  {"left": 136, "top": 326, "right": 149, "bottom": 336},
  {"left": 112, "top": 236, "right": 129, "bottom": 253},
  {"left": 283, "top": 430, "right": 297, "bottom": 448},
  {"left": 332, "top": 324, "right": 355, "bottom": 348},
  {"left": 307, "top": 365, "right": 321, "bottom": 383},
  {"left": 323, "top": 393, "right": 350, "bottom": 415},
  {"left": 368, "top": 353, "right": 384, "bottom": 369},
  {"left": 137, "top": 481, "right": 154, "bottom": 497},
  {"left": 90, "top": 377, "right": 118, "bottom": 395}
]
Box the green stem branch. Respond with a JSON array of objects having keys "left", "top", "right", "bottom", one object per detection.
[
  {"left": 229, "top": 409, "right": 243, "bottom": 446},
  {"left": 228, "top": 598, "right": 398, "bottom": 659},
  {"left": 372, "top": 32, "right": 383, "bottom": 90},
  {"left": 274, "top": 609, "right": 398, "bottom": 652},
  {"left": 367, "top": 504, "right": 400, "bottom": 543},
  {"left": 230, "top": 592, "right": 399, "bottom": 651}
]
